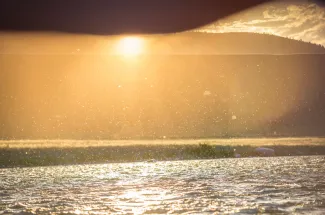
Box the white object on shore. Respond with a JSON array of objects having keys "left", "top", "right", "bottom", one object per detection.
[
  {"left": 235, "top": 153, "right": 241, "bottom": 158},
  {"left": 255, "top": 147, "right": 275, "bottom": 157}
]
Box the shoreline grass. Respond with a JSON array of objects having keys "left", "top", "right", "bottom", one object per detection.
[
  {"left": 1, "top": 138, "right": 325, "bottom": 168},
  {"left": 1, "top": 137, "right": 325, "bottom": 149}
]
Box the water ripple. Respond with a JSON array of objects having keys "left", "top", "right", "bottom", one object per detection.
[{"left": 1, "top": 156, "right": 325, "bottom": 214}]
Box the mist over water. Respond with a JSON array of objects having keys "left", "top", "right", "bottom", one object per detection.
[
  {"left": 1, "top": 54, "right": 325, "bottom": 139},
  {"left": 1, "top": 156, "right": 325, "bottom": 214}
]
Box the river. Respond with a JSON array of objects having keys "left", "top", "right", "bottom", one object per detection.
[{"left": 1, "top": 156, "right": 325, "bottom": 214}]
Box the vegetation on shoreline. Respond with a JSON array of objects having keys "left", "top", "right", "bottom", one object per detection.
[{"left": 1, "top": 138, "right": 325, "bottom": 168}]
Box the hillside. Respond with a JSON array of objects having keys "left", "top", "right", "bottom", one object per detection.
[
  {"left": 1, "top": 32, "right": 325, "bottom": 55},
  {"left": 148, "top": 32, "right": 325, "bottom": 54},
  {"left": 1, "top": 53, "right": 325, "bottom": 139}
]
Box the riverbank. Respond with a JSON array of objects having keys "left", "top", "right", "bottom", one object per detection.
[{"left": 1, "top": 138, "right": 325, "bottom": 168}]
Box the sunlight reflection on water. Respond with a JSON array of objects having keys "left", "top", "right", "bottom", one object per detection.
[{"left": 0, "top": 156, "right": 325, "bottom": 214}]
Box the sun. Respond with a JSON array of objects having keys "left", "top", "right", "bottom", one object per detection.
[{"left": 116, "top": 36, "right": 144, "bottom": 56}]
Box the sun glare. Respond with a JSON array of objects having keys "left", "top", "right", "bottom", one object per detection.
[{"left": 116, "top": 36, "right": 144, "bottom": 56}]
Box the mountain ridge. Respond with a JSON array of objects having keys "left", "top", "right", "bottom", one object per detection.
[
  {"left": 1, "top": 32, "right": 325, "bottom": 55},
  {"left": 158, "top": 32, "right": 325, "bottom": 54}
]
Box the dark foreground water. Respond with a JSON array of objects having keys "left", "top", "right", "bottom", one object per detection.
[{"left": 1, "top": 156, "right": 325, "bottom": 215}]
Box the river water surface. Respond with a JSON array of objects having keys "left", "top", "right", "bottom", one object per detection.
[{"left": 1, "top": 156, "right": 325, "bottom": 214}]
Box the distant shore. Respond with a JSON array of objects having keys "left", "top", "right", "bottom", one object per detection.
[{"left": 1, "top": 138, "right": 325, "bottom": 168}]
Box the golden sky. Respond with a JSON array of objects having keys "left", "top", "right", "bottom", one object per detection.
[{"left": 1, "top": 1, "right": 325, "bottom": 139}]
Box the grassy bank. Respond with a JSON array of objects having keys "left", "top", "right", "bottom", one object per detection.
[{"left": 1, "top": 138, "right": 325, "bottom": 168}]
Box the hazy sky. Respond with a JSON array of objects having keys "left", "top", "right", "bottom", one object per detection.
[{"left": 199, "top": 1, "right": 325, "bottom": 46}]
